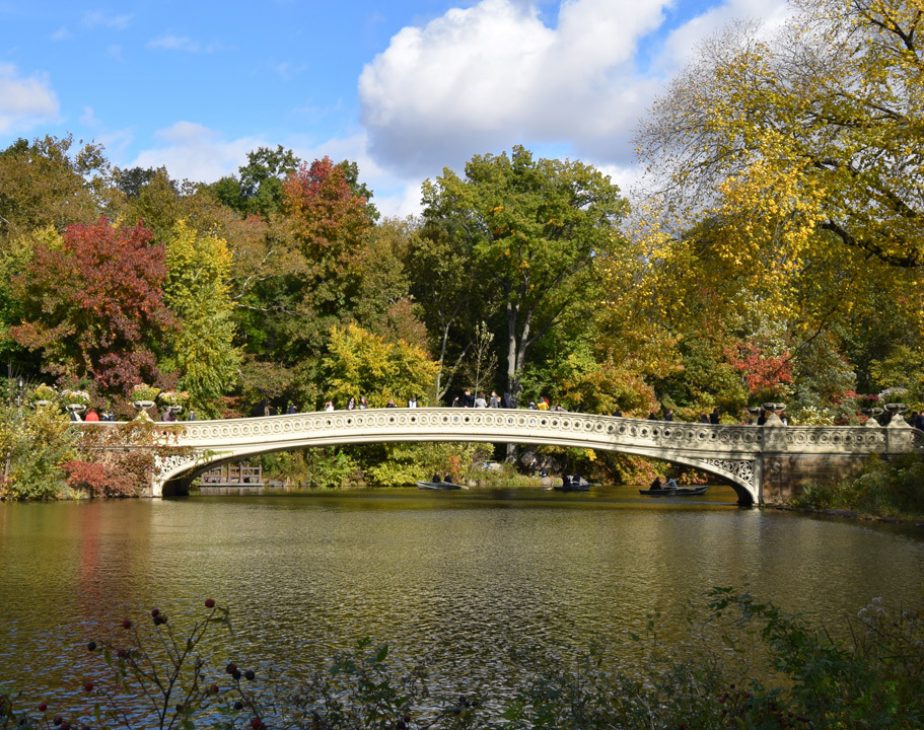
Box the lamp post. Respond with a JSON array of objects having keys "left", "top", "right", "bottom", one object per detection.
[{"left": 16, "top": 376, "right": 23, "bottom": 408}]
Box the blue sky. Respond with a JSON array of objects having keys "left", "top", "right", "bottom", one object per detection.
[{"left": 0, "top": 0, "right": 788, "bottom": 216}]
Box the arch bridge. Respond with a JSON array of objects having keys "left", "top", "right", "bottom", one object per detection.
[{"left": 139, "top": 408, "right": 924, "bottom": 506}]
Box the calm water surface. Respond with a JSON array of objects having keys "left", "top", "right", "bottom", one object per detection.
[{"left": 1, "top": 486, "right": 922, "bottom": 702}]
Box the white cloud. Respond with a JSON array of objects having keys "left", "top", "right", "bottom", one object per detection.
[
  {"left": 82, "top": 10, "right": 132, "bottom": 30},
  {"left": 659, "top": 0, "right": 792, "bottom": 71},
  {"left": 358, "top": 0, "right": 788, "bottom": 177},
  {"left": 0, "top": 64, "right": 59, "bottom": 133},
  {"left": 80, "top": 105, "right": 99, "bottom": 127},
  {"left": 130, "top": 122, "right": 263, "bottom": 182},
  {"left": 148, "top": 34, "right": 220, "bottom": 53},
  {"left": 50, "top": 26, "right": 70, "bottom": 41}
]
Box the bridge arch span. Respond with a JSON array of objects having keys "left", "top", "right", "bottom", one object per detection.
[{"left": 155, "top": 408, "right": 768, "bottom": 503}]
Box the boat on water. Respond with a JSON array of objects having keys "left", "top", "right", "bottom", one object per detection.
[
  {"left": 638, "top": 485, "right": 709, "bottom": 497},
  {"left": 416, "top": 480, "right": 463, "bottom": 490},
  {"left": 553, "top": 475, "right": 592, "bottom": 492}
]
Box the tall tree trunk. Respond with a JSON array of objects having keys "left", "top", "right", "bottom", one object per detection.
[{"left": 506, "top": 302, "right": 519, "bottom": 405}]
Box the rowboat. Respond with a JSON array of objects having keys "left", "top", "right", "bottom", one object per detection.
[
  {"left": 553, "top": 476, "right": 592, "bottom": 492},
  {"left": 416, "top": 480, "right": 463, "bottom": 490},
  {"left": 638, "top": 486, "right": 708, "bottom": 497}
]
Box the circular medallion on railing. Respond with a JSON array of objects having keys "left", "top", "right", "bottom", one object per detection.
[
  {"left": 463, "top": 415, "right": 470, "bottom": 424},
  {"left": 607, "top": 425, "right": 615, "bottom": 433},
  {"left": 540, "top": 418, "right": 548, "bottom": 427},
  {"left": 388, "top": 415, "right": 396, "bottom": 424},
  {"left": 663, "top": 429, "right": 670, "bottom": 437},
  {"left": 595, "top": 423, "right": 604, "bottom": 432},
  {"left": 719, "top": 432, "right": 730, "bottom": 442},
  {"left": 561, "top": 419, "right": 570, "bottom": 429},
  {"left": 618, "top": 425, "right": 627, "bottom": 434},
  {"left": 409, "top": 415, "right": 417, "bottom": 424},
  {"left": 640, "top": 428, "right": 649, "bottom": 437},
  {"left": 550, "top": 419, "right": 558, "bottom": 428},
  {"left": 584, "top": 421, "right": 593, "bottom": 430}
]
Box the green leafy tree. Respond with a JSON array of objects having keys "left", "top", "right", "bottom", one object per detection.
[
  {"left": 0, "top": 135, "right": 104, "bottom": 244},
  {"left": 118, "top": 167, "right": 181, "bottom": 243},
  {"left": 211, "top": 145, "right": 301, "bottom": 219},
  {"left": 162, "top": 220, "right": 240, "bottom": 417},
  {"left": 420, "top": 146, "right": 629, "bottom": 402},
  {"left": 405, "top": 218, "right": 494, "bottom": 401}
]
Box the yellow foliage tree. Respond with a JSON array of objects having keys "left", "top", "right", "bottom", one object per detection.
[{"left": 321, "top": 323, "right": 439, "bottom": 408}]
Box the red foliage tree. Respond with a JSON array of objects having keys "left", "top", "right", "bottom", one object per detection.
[
  {"left": 726, "top": 341, "right": 794, "bottom": 398},
  {"left": 281, "top": 157, "right": 374, "bottom": 277},
  {"left": 63, "top": 460, "right": 135, "bottom": 497},
  {"left": 11, "top": 217, "right": 173, "bottom": 395}
]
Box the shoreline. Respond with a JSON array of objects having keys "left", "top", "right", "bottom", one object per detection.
[{"left": 766, "top": 503, "right": 924, "bottom": 528}]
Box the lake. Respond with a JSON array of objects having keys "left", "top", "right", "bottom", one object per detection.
[{"left": 1, "top": 486, "right": 922, "bottom": 709}]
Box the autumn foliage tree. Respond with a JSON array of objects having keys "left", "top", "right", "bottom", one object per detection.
[
  {"left": 282, "top": 156, "right": 376, "bottom": 313},
  {"left": 237, "top": 157, "right": 380, "bottom": 404},
  {"left": 10, "top": 218, "right": 172, "bottom": 396}
]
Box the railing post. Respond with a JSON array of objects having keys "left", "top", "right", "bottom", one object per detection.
[{"left": 886, "top": 416, "right": 914, "bottom": 453}]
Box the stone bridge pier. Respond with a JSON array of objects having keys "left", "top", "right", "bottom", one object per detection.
[{"left": 127, "top": 408, "right": 924, "bottom": 506}]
